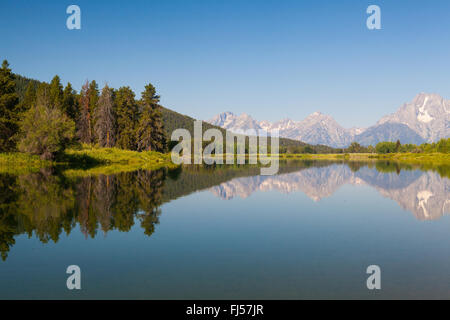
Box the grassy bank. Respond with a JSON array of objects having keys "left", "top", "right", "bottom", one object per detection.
[
  {"left": 279, "top": 152, "right": 450, "bottom": 163},
  {"left": 367, "top": 152, "right": 450, "bottom": 163},
  {"left": 0, "top": 145, "right": 178, "bottom": 175},
  {"left": 2, "top": 149, "right": 449, "bottom": 176}
]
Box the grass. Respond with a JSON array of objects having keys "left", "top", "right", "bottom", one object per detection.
[
  {"left": 278, "top": 152, "right": 450, "bottom": 163},
  {"left": 0, "top": 145, "right": 178, "bottom": 175},
  {"left": 63, "top": 144, "right": 174, "bottom": 166},
  {"left": 367, "top": 152, "right": 450, "bottom": 163},
  {"left": 62, "top": 145, "right": 179, "bottom": 177},
  {"left": 1, "top": 148, "right": 449, "bottom": 176}
]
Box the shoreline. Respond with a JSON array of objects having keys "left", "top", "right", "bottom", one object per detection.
[
  {"left": 278, "top": 152, "right": 450, "bottom": 163},
  {"left": 1, "top": 149, "right": 449, "bottom": 176},
  {"left": 0, "top": 145, "right": 178, "bottom": 175}
]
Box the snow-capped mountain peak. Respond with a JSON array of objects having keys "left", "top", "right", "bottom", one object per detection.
[
  {"left": 207, "top": 93, "right": 449, "bottom": 147},
  {"left": 208, "top": 111, "right": 262, "bottom": 133},
  {"left": 377, "top": 93, "right": 449, "bottom": 142},
  {"left": 309, "top": 111, "right": 323, "bottom": 117}
]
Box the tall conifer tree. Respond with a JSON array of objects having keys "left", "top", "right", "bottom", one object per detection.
[
  {"left": 115, "top": 86, "right": 139, "bottom": 150},
  {"left": 49, "top": 75, "right": 64, "bottom": 110},
  {"left": 0, "top": 60, "right": 19, "bottom": 151},
  {"left": 63, "top": 82, "right": 78, "bottom": 121},
  {"left": 136, "top": 83, "right": 166, "bottom": 152},
  {"left": 16, "top": 82, "right": 36, "bottom": 114},
  {"left": 95, "top": 85, "right": 116, "bottom": 147},
  {"left": 77, "top": 80, "right": 92, "bottom": 143},
  {"left": 88, "top": 80, "right": 99, "bottom": 142}
]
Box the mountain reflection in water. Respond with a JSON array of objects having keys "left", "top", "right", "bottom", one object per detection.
[{"left": 210, "top": 163, "right": 449, "bottom": 221}]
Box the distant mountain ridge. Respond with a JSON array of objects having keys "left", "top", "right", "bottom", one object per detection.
[{"left": 207, "top": 93, "right": 450, "bottom": 147}]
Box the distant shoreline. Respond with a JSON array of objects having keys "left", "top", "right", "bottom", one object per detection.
[
  {"left": 279, "top": 152, "right": 450, "bottom": 162},
  {"left": 1, "top": 147, "right": 448, "bottom": 176}
]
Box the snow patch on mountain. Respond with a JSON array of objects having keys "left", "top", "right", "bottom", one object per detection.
[{"left": 417, "top": 97, "right": 434, "bottom": 123}]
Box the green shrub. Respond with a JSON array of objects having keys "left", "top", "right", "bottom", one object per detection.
[
  {"left": 18, "top": 104, "right": 75, "bottom": 160},
  {"left": 436, "top": 138, "right": 450, "bottom": 153},
  {"left": 375, "top": 141, "right": 397, "bottom": 154}
]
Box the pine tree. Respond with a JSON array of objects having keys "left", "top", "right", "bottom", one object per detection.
[
  {"left": 115, "top": 86, "right": 139, "bottom": 150},
  {"left": 62, "top": 82, "right": 78, "bottom": 121},
  {"left": 49, "top": 75, "right": 64, "bottom": 110},
  {"left": 94, "top": 85, "right": 116, "bottom": 147},
  {"left": 89, "top": 80, "right": 99, "bottom": 143},
  {"left": 15, "top": 82, "right": 36, "bottom": 114},
  {"left": 0, "top": 60, "right": 19, "bottom": 151},
  {"left": 395, "top": 139, "right": 401, "bottom": 152},
  {"left": 136, "top": 83, "right": 167, "bottom": 152},
  {"left": 77, "top": 80, "right": 92, "bottom": 143},
  {"left": 136, "top": 106, "right": 154, "bottom": 152}
]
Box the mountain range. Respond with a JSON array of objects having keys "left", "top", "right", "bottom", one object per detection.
[{"left": 207, "top": 93, "right": 450, "bottom": 147}]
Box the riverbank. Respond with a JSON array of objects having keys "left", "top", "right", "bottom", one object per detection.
[
  {"left": 279, "top": 152, "right": 450, "bottom": 163},
  {"left": 1, "top": 149, "right": 449, "bottom": 176},
  {"left": 0, "top": 145, "right": 177, "bottom": 175}
]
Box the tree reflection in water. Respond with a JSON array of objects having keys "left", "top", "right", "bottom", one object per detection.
[{"left": 0, "top": 168, "right": 166, "bottom": 261}]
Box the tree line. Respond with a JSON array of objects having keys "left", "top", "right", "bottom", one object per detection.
[
  {"left": 284, "top": 139, "right": 450, "bottom": 154},
  {"left": 0, "top": 60, "right": 167, "bottom": 159},
  {"left": 346, "top": 139, "right": 449, "bottom": 154}
]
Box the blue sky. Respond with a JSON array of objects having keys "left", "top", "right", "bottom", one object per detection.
[{"left": 1, "top": 0, "right": 450, "bottom": 128}]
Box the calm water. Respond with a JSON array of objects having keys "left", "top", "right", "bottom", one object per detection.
[{"left": 0, "top": 160, "right": 449, "bottom": 299}]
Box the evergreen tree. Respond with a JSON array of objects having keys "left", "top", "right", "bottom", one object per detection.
[
  {"left": 115, "top": 86, "right": 139, "bottom": 150},
  {"left": 13, "top": 74, "right": 40, "bottom": 102},
  {"left": 0, "top": 60, "right": 19, "bottom": 151},
  {"left": 94, "top": 85, "right": 116, "bottom": 147},
  {"left": 89, "top": 80, "right": 99, "bottom": 143},
  {"left": 395, "top": 139, "right": 401, "bottom": 152},
  {"left": 16, "top": 82, "right": 37, "bottom": 114},
  {"left": 62, "top": 82, "right": 78, "bottom": 121},
  {"left": 77, "top": 80, "right": 92, "bottom": 143},
  {"left": 49, "top": 75, "right": 64, "bottom": 110},
  {"left": 136, "top": 83, "right": 167, "bottom": 152}
]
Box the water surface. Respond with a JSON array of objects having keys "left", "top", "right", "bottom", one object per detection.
[{"left": 0, "top": 160, "right": 449, "bottom": 299}]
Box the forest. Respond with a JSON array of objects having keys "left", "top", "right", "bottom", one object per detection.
[{"left": 0, "top": 59, "right": 167, "bottom": 160}]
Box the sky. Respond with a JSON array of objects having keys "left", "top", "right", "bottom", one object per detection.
[{"left": 1, "top": 0, "right": 450, "bottom": 128}]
